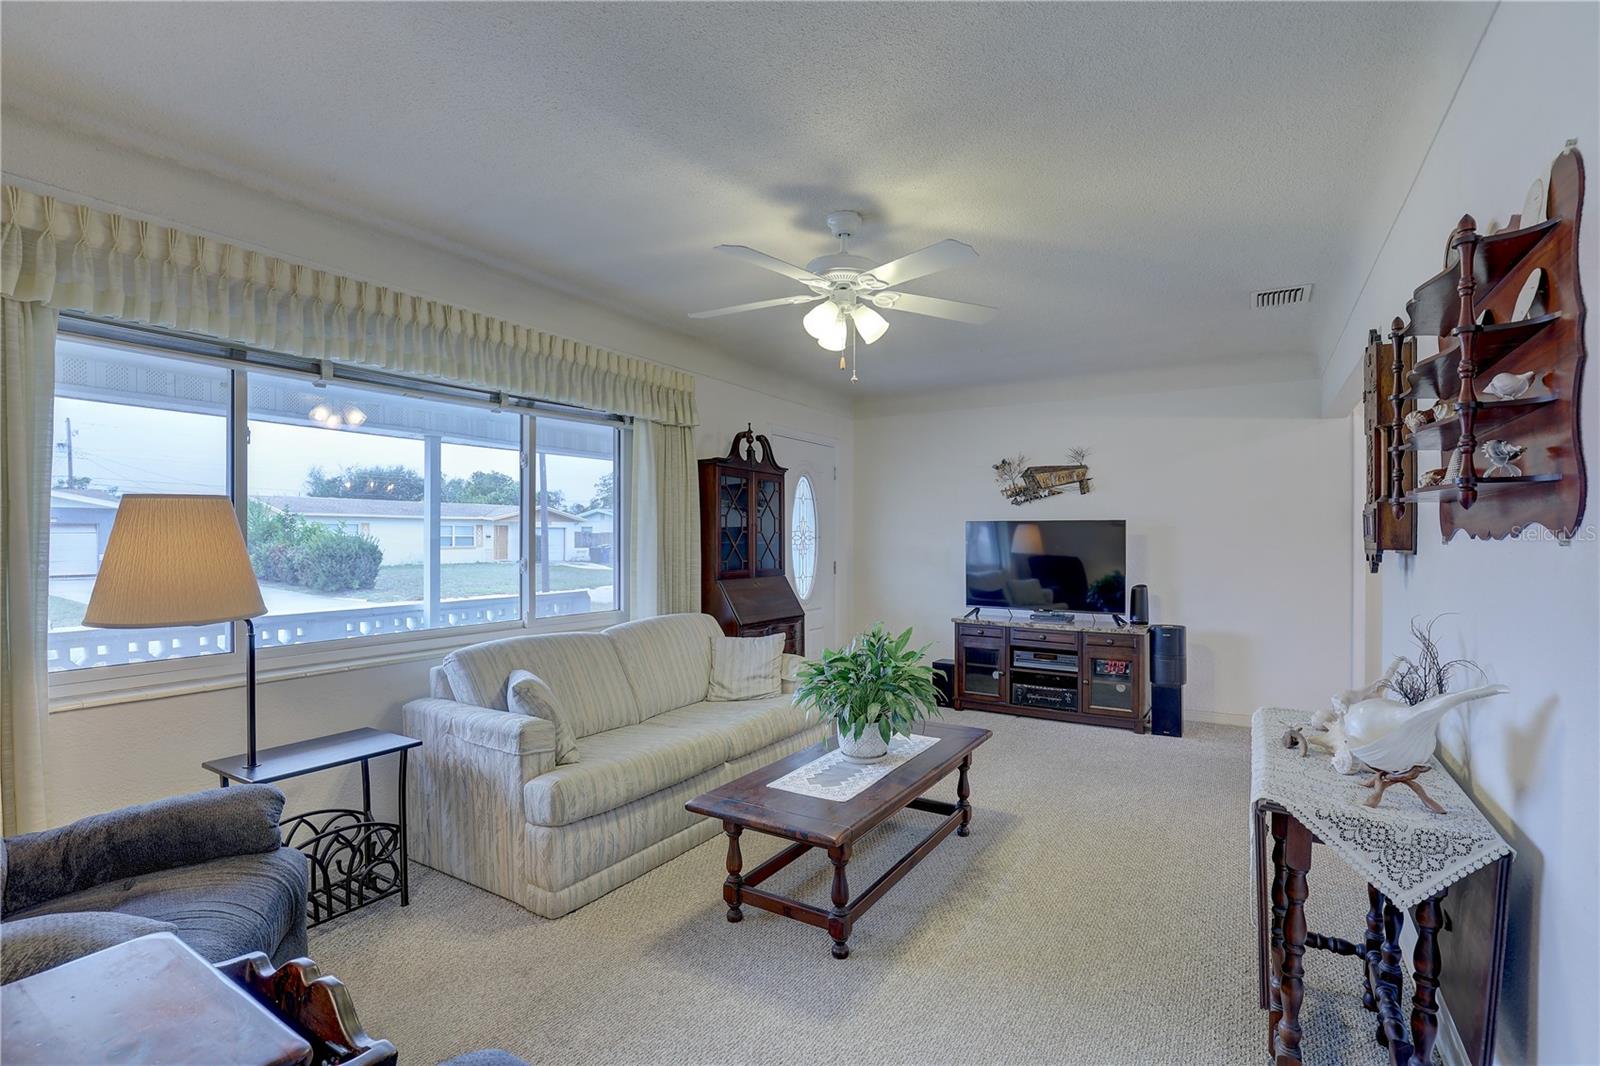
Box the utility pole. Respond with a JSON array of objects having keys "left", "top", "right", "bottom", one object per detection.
[
  {"left": 538, "top": 450, "right": 551, "bottom": 595},
  {"left": 57, "top": 417, "right": 76, "bottom": 485}
]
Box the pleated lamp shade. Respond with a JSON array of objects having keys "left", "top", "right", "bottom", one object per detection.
[{"left": 84, "top": 494, "right": 266, "bottom": 628}]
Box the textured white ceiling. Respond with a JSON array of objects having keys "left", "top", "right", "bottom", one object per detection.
[{"left": 1, "top": 2, "right": 1492, "bottom": 394}]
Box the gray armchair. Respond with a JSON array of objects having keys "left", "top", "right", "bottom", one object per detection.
[{"left": 0, "top": 785, "right": 309, "bottom": 984}]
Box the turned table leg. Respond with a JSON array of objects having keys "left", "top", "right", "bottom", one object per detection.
[
  {"left": 1411, "top": 892, "right": 1447, "bottom": 1066},
  {"left": 1362, "top": 883, "right": 1383, "bottom": 1012},
  {"left": 1267, "top": 813, "right": 1289, "bottom": 1058},
  {"left": 956, "top": 755, "right": 973, "bottom": 837},
  {"left": 1376, "top": 898, "right": 1407, "bottom": 1048},
  {"left": 1273, "top": 817, "right": 1313, "bottom": 1065},
  {"left": 827, "top": 845, "right": 852, "bottom": 959},
  {"left": 722, "top": 822, "right": 744, "bottom": 923}
]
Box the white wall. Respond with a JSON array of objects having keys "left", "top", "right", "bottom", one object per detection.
[
  {"left": 851, "top": 359, "right": 1352, "bottom": 725},
  {"left": 10, "top": 118, "right": 854, "bottom": 827},
  {"left": 1321, "top": 6, "right": 1599, "bottom": 1063}
]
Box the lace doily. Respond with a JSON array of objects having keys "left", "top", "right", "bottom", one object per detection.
[
  {"left": 1251, "top": 707, "right": 1511, "bottom": 908},
  {"left": 767, "top": 733, "right": 941, "bottom": 802}
]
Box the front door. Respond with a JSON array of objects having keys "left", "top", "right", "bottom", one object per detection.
[{"left": 771, "top": 432, "right": 835, "bottom": 655}]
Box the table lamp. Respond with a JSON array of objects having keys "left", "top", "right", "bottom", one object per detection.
[{"left": 84, "top": 494, "right": 269, "bottom": 767}]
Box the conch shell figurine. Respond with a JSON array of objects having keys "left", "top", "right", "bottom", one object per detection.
[
  {"left": 1341, "top": 684, "right": 1509, "bottom": 812},
  {"left": 1483, "top": 371, "right": 1535, "bottom": 400}
]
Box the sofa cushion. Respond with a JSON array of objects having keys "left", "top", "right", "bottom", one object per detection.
[
  {"left": 7, "top": 848, "right": 308, "bottom": 965},
  {"left": 1, "top": 912, "right": 178, "bottom": 985},
  {"left": 708, "top": 634, "right": 786, "bottom": 701},
  {"left": 507, "top": 671, "right": 580, "bottom": 765},
  {"left": 523, "top": 763, "right": 729, "bottom": 889},
  {"left": 656, "top": 696, "right": 815, "bottom": 761},
  {"left": 602, "top": 614, "right": 722, "bottom": 718},
  {"left": 522, "top": 720, "right": 732, "bottom": 827},
  {"left": 444, "top": 632, "right": 640, "bottom": 736}
]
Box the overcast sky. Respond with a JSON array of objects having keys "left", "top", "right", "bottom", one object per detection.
[{"left": 53, "top": 398, "right": 608, "bottom": 505}]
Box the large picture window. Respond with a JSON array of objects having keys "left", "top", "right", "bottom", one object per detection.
[{"left": 47, "top": 325, "right": 625, "bottom": 673}]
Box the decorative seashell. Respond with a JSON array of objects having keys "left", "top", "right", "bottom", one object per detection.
[
  {"left": 1343, "top": 685, "right": 1509, "bottom": 772},
  {"left": 1419, "top": 468, "right": 1446, "bottom": 488},
  {"left": 1481, "top": 439, "right": 1526, "bottom": 477},
  {"left": 1484, "top": 371, "right": 1535, "bottom": 400},
  {"left": 1404, "top": 409, "right": 1436, "bottom": 432},
  {"left": 1431, "top": 400, "right": 1454, "bottom": 421},
  {"left": 1444, "top": 448, "right": 1464, "bottom": 481}
]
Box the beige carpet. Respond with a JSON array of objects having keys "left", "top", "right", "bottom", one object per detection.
[{"left": 312, "top": 711, "right": 1418, "bottom": 1065}]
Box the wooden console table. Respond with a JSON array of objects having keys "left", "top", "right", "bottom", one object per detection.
[{"left": 1250, "top": 709, "right": 1512, "bottom": 1066}]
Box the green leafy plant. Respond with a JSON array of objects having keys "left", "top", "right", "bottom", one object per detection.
[{"left": 792, "top": 624, "right": 941, "bottom": 744}]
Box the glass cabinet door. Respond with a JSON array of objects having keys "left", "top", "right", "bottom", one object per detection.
[
  {"left": 754, "top": 474, "right": 782, "bottom": 573},
  {"left": 1086, "top": 654, "right": 1136, "bottom": 714},
  {"left": 718, "top": 472, "right": 749, "bottom": 575},
  {"left": 960, "top": 639, "right": 1005, "bottom": 701}
]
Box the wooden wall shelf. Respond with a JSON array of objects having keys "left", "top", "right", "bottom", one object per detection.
[
  {"left": 1398, "top": 394, "right": 1557, "bottom": 452},
  {"left": 1385, "top": 144, "right": 1587, "bottom": 542},
  {"left": 1404, "top": 219, "right": 1561, "bottom": 337},
  {"left": 1398, "top": 314, "right": 1560, "bottom": 400}
]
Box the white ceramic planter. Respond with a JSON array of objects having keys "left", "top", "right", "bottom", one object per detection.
[{"left": 837, "top": 722, "right": 889, "bottom": 761}]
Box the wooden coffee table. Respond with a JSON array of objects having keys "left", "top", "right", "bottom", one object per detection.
[{"left": 686, "top": 721, "right": 991, "bottom": 959}]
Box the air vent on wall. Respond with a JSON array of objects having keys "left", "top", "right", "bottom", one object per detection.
[{"left": 1253, "top": 284, "right": 1312, "bottom": 309}]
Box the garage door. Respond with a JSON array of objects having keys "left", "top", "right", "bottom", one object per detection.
[{"left": 50, "top": 526, "right": 99, "bottom": 577}]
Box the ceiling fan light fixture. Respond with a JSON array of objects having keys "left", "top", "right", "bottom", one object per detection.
[
  {"left": 816, "top": 317, "right": 848, "bottom": 352},
  {"left": 850, "top": 305, "right": 889, "bottom": 344},
  {"left": 801, "top": 300, "right": 841, "bottom": 341}
]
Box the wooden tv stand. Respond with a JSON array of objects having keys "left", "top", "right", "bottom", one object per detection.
[{"left": 952, "top": 616, "right": 1149, "bottom": 733}]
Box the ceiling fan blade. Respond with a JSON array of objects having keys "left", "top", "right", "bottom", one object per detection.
[
  {"left": 874, "top": 291, "right": 997, "bottom": 325},
  {"left": 714, "top": 245, "right": 826, "bottom": 285},
  {"left": 861, "top": 239, "right": 978, "bottom": 288},
  {"left": 688, "top": 294, "right": 823, "bottom": 319}
]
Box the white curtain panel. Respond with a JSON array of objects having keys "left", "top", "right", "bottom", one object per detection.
[
  {"left": 630, "top": 421, "right": 701, "bottom": 618},
  {"left": 0, "top": 186, "right": 697, "bottom": 428},
  {"left": 0, "top": 296, "right": 56, "bottom": 834}
]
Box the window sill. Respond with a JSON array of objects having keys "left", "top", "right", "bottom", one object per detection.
[{"left": 47, "top": 609, "right": 627, "bottom": 713}]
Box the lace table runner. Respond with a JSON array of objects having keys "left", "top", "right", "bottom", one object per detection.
[
  {"left": 767, "top": 733, "right": 941, "bottom": 802},
  {"left": 1251, "top": 707, "right": 1511, "bottom": 908}
]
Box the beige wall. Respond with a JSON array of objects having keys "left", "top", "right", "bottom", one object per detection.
[
  {"left": 1320, "top": 6, "right": 1599, "bottom": 1062},
  {"left": 850, "top": 360, "right": 1352, "bottom": 726}
]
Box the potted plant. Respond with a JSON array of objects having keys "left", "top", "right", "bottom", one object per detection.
[{"left": 792, "top": 624, "right": 941, "bottom": 761}]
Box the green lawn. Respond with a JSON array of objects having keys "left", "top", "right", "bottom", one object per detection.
[
  {"left": 361, "top": 562, "right": 611, "bottom": 602},
  {"left": 50, "top": 595, "right": 87, "bottom": 629}
]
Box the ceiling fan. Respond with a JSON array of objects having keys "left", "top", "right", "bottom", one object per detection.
[{"left": 688, "top": 211, "right": 996, "bottom": 362}]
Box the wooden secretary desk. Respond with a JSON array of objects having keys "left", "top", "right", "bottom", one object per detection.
[{"left": 698, "top": 425, "right": 805, "bottom": 654}]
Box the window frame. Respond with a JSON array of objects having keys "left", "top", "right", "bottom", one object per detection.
[{"left": 47, "top": 315, "right": 631, "bottom": 712}]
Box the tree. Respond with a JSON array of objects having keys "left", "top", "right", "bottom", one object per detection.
[
  {"left": 536, "top": 488, "right": 568, "bottom": 512},
  {"left": 442, "top": 470, "right": 519, "bottom": 505},
  {"left": 585, "top": 471, "right": 614, "bottom": 513},
  {"left": 305, "top": 465, "right": 423, "bottom": 500}
]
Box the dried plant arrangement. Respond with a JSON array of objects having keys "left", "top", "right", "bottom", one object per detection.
[{"left": 1381, "top": 616, "right": 1481, "bottom": 707}]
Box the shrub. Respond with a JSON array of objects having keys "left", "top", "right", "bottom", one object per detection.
[{"left": 247, "top": 499, "right": 383, "bottom": 593}]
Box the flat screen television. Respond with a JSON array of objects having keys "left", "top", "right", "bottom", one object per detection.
[{"left": 965, "top": 520, "right": 1127, "bottom": 614}]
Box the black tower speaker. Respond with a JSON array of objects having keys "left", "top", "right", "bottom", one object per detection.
[
  {"left": 932, "top": 659, "right": 956, "bottom": 707},
  {"left": 1149, "top": 624, "right": 1186, "bottom": 737},
  {"left": 1129, "top": 584, "right": 1150, "bottom": 626}
]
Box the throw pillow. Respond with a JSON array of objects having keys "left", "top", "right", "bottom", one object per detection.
[
  {"left": 507, "top": 670, "right": 580, "bottom": 765},
  {"left": 707, "top": 633, "right": 786, "bottom": 701}
]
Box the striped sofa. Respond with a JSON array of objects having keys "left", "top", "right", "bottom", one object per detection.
[{"left": 404, "top": 613, "right": 819, "bottom": 918}]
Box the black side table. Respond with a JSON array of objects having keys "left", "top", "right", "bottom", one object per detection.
[{"left": 204, "top": 728, "right": 422, "bottom": 926}]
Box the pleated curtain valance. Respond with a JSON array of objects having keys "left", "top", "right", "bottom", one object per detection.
[{"left": 0, "top": 185, "right": 697, "bottom": 426}]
